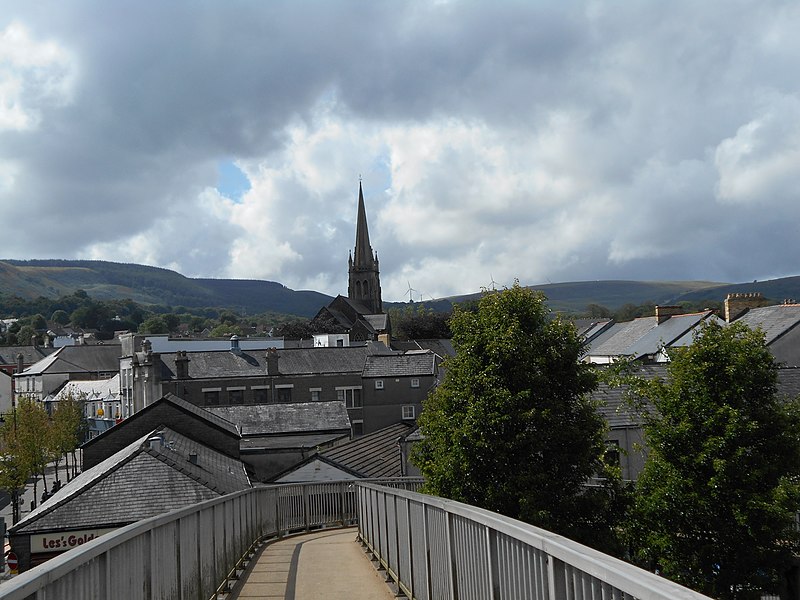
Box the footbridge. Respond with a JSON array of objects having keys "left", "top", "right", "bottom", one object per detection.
[{"left": 0, "top": 479, "right": 712, "bottom": 600}]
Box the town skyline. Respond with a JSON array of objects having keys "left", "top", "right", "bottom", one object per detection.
[{"left": 2, "top": 2, "right": 800, "bottom": 301}]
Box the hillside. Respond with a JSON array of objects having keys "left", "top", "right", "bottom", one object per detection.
[
  {"left": 3, "top": 259, "right": 800, "bottom": 318},
  {"left": 0, "top": 260, "right": 332, "bottom": 318}
]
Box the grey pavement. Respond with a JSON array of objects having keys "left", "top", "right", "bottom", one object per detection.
[{"left": 231, "top": 527, "right": 397, "bottom": 600}]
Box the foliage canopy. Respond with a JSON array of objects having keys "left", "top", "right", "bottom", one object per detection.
[
  {"left": 413, "top": 283, "right": 618, "bottom": 547},
  {"left": 626, "top": 321, "right": 800, "bottom": 599}
]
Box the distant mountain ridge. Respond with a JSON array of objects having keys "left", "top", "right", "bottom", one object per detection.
[
  {"left": 0, "top": 259, "right": 332, "bottom": 317},
  {"left": 2, "top": 259, "right": 799, "bottom": 317}
]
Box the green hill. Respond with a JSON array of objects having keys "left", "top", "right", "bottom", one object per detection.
[
  {"left": 0, "top": 260, "right": 332, "bottom": 318},
  {"left": 3, "top": 259, "right": 800, "bottom": 318}
]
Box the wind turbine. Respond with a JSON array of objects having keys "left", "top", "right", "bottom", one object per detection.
[{"left": 405, "top": 281, "right": 418, "bottom": 303}]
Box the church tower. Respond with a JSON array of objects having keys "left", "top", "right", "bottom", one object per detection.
[{"left": 348, "top": 182, "right": 383, "bottom": 314}]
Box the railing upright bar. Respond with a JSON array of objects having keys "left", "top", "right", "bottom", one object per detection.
[
  {"left": 405, "top": 496, "right": 414, "bottom": 600},
  {"left": 486, "top": 526, "right": 498, "bottom": 600},
  {"left": 445, "top": 510, "right": 457, "bottom": 600}
]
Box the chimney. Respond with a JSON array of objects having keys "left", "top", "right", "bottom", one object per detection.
[
  {"left": 230, "top": 335, "right": 241, "bottom": 354},
  {"left": 724, "top": 292, "right": 765, "bottom": 322},
  {"left": 16, "top": 352, "right": 24, "bottom": 374},
  {"left": 175, "top": 351, "right": 190, "bottom": 379},
  {"left": 655, "top": 305, "right": 683, "bottom": 324},
  {"left": 266, "top": 347, "right": 280, "bottom": 376},
  {"left": 31, "top": 334, "right": 39, "bottom": 348}
]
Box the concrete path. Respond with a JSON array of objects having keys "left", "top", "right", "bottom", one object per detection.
[{"left": 232, "top": 527, "right": 396, "bottom": 600}]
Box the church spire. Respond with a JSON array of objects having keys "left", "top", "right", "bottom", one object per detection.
[
  {"left": 348, "top": 181, "right": 383, "bottom": 314},
  {"left": 353, "top": 181, "right": 372, "bottom": 267}
]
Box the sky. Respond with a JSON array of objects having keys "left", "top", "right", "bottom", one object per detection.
[{"left": 1, "top": 1, "right": 800, "bottom": 302}]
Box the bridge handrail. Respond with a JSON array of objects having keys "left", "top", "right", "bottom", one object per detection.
[
  {"left": 0, "top": 477, "right": 423, "bottom": 600},
  {"left": 357, "top": 483, "right": 714, "bottom": 600}
]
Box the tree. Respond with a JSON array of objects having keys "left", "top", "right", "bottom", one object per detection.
[
  {"left": 51, "top": 309, "right": 70, "bottom": 325},
  {"left": 0, "top": 418, "right": 31, "bottom": 524},
  {"left": 413, "top": 283, "right": 618, "bottom": 547},
  {"left": 392, "top": 306, "right": 452, "bottom": 340},
  {"left": 139, "top": 315, "right": 168, "bottom": 334},
  {"left": 626, "top": 321, "right": 800, "bottom": 599},
  {"left": 12, "top": 396, "right": 53, "bottom": 510},
  {"left": 210, "top": 323, "right": 242, "bottom": 338},
  {"left": 52, "top": 392, "right": 86, "bottom": 481}
]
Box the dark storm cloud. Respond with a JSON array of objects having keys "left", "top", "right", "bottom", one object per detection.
[{"left": 2, "top": 1, "right": 800, "bottom": 298}]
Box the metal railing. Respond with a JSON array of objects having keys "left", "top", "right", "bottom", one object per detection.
[
  {"left": 0, "top": 478, "right": 423, "bottom": 600},
  {"left": 357, "top": 483, "right": 714, "bottom": 600}
]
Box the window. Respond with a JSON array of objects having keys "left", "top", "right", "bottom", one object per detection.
[
  {"left": 203, "top": 390, "right": 220, "bottom": 405},
  {"left": 411, "top": 378, "right": 420, "bottom": 388},
  {"left": 229, "top": 389, "right": 244, "bottom": 404},
  {"left": 276, "top": 387, "right": 292, "bottom": 403},
  {"left": 310, "top": 388, "right": 321, "bottom": 402},
  {"left": 605, "top": 440, "right": 621, "bottom": 467},
  {"left": 337, "top": 387, "right": 362, "bottom": 408},
  {"left": 253, "top": 388, "right": 268, "bottom": 404},
  {"left": 402, "top": 405, "right": 416, "bottom": 420},
  {"left": 375, "top": 379, "right": 384, "bottom": 390}
]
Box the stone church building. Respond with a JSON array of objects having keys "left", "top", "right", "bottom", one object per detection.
[{"left": 312, "top": 183, "right": 391, "bottom": 343}]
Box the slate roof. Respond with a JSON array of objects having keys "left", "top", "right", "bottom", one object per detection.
[
  {"left": 321, "top": 422, "right": 414, "bottom": 478},
  {"left": 587, "top": 318, "right": 658, "bottom": 357},
  {"left": 592, "top": 365, "right": 800, "bottom": 429},
  {"left": 0, "top": 345, "right": 56, "bottom": 367},
  {"left": 273, "top": 422, "right": 414, "bottom": 481},
  {"left": 158, "top": 346, "right": 370, "bottom": 379},
  {"left": 21, "top": 344, "right": 122, "bottom": 375},
  {"left": 391, "top": 339, "right": 455, "bottom": 359},
  {"left": 572, "top": 319, "right": 615, "bottom": 343},
  {"left": 363, "top": 351, "right": 437, "bottom": 378},
  {"left": 735, "top": 304, "right": 800, "bottom": 345},
  {"left": 624, "top": 312, "right": 715, "bottom": 359},
  {"left": 11, "top": 427, "right": 250, "bottom": 534},
  {"left": 363, "top": 313, "right": 389, "bottom": 331},
  {"left": 49, "top": 375, "right": 120, "bottom": 402},
  {"left": 81, "top": 393, "right": 240, "bottom": 451},
  {"left": 239, "top": 432, "right": 348, "bottom": 451},
  {"left": 593, "top": 365, "right": 664, "bottom": 428},
  {"left": 586, "top": 312, "right": 716, "bottom": 359},
  {"left": 204, "top": 401, "right": 351, "bottom": 436}
]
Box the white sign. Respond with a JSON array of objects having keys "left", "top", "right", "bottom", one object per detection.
[{"left": 30, "top": 528, "right": 117, "bottom": 554}]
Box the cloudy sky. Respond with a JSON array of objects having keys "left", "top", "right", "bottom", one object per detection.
[{"left": 2, "top": 1, "right": 799, "bottom": 301}]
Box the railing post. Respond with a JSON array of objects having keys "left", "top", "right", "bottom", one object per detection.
[
  {"left": 547, "top": 555, "right": 567, "bottom": 600},
  {"left": 424, "top": 503, "right": 433, "bottom": 600},
  {"left": 446, "top": 511, "right": 458, "bottom": 600},
  {"left": 303, "top": 484, "right": 310, "bottom": 531},
  {"left": 405, "top": 496, "right": 414, "bottom": 599},
  {"left": 486, "top": 526, "right": 499, "bottom": 600}
]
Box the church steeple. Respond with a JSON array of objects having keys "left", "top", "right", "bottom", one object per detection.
[{"left": 348, "top": 182, "right": 383, "bottom": 314}]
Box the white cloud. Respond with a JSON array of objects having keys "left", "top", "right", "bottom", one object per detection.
[
  {"left": 4, "top": 1, "right": 800, "bottom": 302},
  {"left": 0, "top": 21, "right": 75, "bottom": 131}
]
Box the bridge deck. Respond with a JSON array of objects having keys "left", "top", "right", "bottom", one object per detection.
[{"left": 231, "top": 527, "right": 396, "bottom": 599}]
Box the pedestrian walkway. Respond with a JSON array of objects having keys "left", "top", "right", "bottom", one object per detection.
[{"left": 231, "top": 527, "right": 396, "bottom": 600}]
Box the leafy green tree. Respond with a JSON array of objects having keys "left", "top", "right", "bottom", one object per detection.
[
  {"left": 392, "top": 306, "right": 452, "bottom": 340},
  {"left": 139, "top": 315, "right": 168, "bottom": 334},
  {"left": 626, "top": 321, "right": 800, "bottom": 599},
  {"left": 210, "top": 323, "right": 242, "bottom": 337},
  {"left": 0, "top": 419, "right": 31, "bottom": 524},
  {"left": 13, "top": 396, "right": 53, "bottom": 509},
  {"left": 14, "top": 324, "right": 38, "bottom": 346},
  {"left": 52, "top": 392, "right": 87, "bottom": 481},
  {"left": 413, "top": 283, "right": 618, "bottom": 548},
  {"left": 51, "top": 309, "right": 70, "bottom": 325},
  {"left": 162, "top": 313, "right": 180, "bottom": 332}
]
